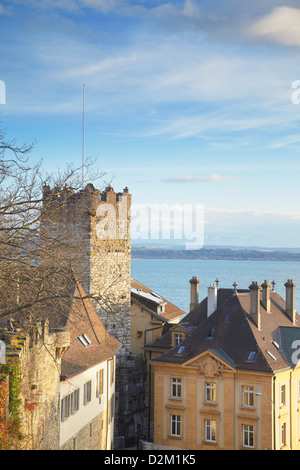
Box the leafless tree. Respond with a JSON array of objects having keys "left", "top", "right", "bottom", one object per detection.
[{"left": 0, "top": 128, "right": 106, "bottom": 324}]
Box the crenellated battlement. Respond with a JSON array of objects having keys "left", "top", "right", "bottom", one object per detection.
[{"left": 43, "top": 183, "right": 129, "bottom": 209}]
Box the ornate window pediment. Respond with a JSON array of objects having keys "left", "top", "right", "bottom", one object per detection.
[{"left": 182, "top": 350, "right": 235, "bottom": 377}]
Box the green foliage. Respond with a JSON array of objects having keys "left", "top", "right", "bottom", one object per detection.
[
  {"left": 0, "top": 360, "right": 22, "bottom": 425},
  {"left": 8, "top": 361, "right": 22, "bottom": 424},
  {"left": 0, "top": 360, "right": 22, "bottom": 449}
]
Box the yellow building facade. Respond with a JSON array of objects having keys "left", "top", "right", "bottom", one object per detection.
[
  {"left": 150, "top": 280, "right": 300, "bottom": 450},
  {"left": 130, "top": 279, "right": 186, "bottom": 356}
]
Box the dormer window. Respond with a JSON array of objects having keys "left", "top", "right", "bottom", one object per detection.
[
  {"left": 207, "top": 326, "right": 215, "bottom": 339},
  {"left": 174, "top": 334, "right": 183, "bottom": 345}
]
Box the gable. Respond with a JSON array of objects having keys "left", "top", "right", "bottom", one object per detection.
[
  {"left": 170, "top": 324, "right": 186, "bottom": 333},
  {"left": 182, "top": 349, "right": 236, "bottom": 377},
  {"left": 279, "top": 326, "right": 300, "bottom": 369}
]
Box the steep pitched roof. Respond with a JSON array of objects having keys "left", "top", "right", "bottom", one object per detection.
[
  {"left": 131, "top": 278, "right": 186, "bottom": 322},
  {"left": 59, "top": 278, "right": 121, "bottom": 378},
  {"left": 145, "top": 288, "right": 236, "bottom": 352},
  {"left": 0, "top": 270, "right": 121, "bottom": 378},
  {"left": 150, "top": 287, "right": 300, "bottom": 373}
]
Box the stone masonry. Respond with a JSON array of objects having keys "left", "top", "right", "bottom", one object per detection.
[
  {"left": 42, "top": 183, "right": 131, "bottom": 352},
  {"left": 41, "top": 183, "right": 148, "bottom": 446},
  {"left": 0, "top": 320, "right": 70, "bottom": 449}
]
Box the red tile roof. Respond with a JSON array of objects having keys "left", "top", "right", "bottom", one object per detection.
[
  {"left": 60, "top": 278, "right": 121, "bottom": 378},
  {"left": 0, "top": 271, "right": 121, "bottom": 378}
]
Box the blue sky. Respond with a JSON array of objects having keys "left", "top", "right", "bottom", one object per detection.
[{"left": 1, "top": 0, "right": 300, "bottom": 248}]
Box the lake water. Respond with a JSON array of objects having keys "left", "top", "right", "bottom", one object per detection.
[{"left": 131, "top": 259, "right": 300, "bottom": 314}]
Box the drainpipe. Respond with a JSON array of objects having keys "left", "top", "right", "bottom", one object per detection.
[
  {"left": 234, "top": 373, "right": 236, "bottom": 449},
  {"left": 273, "top": 376, "right": 276, "bottom": 451},
  {"left": 290, "top": 371, "right": 292, "bottom": 449},
  {"left": 148, "top": 351, "right": 152, "bottom": 441},
  {"left": 106, "top": 359, "right": 109, "bottom": 450}
]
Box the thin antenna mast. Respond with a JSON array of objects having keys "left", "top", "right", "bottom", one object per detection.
[{"left": 82, "top": 84, "right": 85, "bottom": 187}]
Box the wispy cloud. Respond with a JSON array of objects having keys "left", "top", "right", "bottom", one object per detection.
[
  {"left": 268, "top": 134, "right": 300, "bottom": 149},
  {"left": 164, "top": 174, "right": 235, "bottom": 183},
  {"left": 5, "top": 0, "right": 121, "bottom": 13},
  {"left": 206, "top": 207, "right": 300, "bottom": 221},
  {"left": 0, "top": 3, "right": 12, "bottom": 14},
  {"left": 225, "top": 185, "right": 242, "bottom": 192}
]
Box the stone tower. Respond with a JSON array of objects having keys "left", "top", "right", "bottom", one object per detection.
[
  {"left": 41, "top": 182, "right": 148, "bottom": 447},
  {"left": 41, "top": 183, "right": 131, "bottom": 352}
]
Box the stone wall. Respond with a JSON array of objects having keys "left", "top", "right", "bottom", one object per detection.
[
  {"left": 115, "top": 353, "right": 148, "bottom": 447},
  {"left": 60, "top": 412, "right": 107, "bottom": 450},
  {"left": 0, "top": 320, "right": 70, "bottom": 450}
]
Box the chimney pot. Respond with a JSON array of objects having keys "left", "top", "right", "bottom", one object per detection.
[
  {"left": 261, "top": 280, "right": 271, "bottom": 312},
  {"left": 189, "top": 276, "right": 200, "bottom": 312},
  {"left": 207, "top": 283, "right": 217, "bottom": 317},
  {"left": 284, "top": 279, "right": 296, "bottom": 324},
  {"left": 249, "top": 281, "right": 261, "bottom": 329}
]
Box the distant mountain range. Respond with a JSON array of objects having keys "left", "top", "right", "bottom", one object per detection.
[{"left": 131, "top": 246, "right": 300, "bottom": 261}]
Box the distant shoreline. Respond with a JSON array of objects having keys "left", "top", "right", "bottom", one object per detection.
[{"left": 131, "top": 246, "right": 300, "bottom": 262}]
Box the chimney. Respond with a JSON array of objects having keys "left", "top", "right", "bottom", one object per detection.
[
  {"left": 249, "top": 281, "right": 261, "bottom": 329},
  {"left": 207, "top": 283, "right": 217, "bottom": 317},
  {"left": 189, "top": 276, "right": 200, "bottom": 312},
  {"left": 261, "top": 280, "right": 271, "bottom": 312},
  {"left": 285, "top": 279, "right": 296, "bottom": 324}
]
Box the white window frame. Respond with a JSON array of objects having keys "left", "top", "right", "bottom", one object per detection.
[
  {"left": 171, "top": 377, "right": 182, "bottom": 398},
  {"left": 174, "top": 334, "right": 183, "bottom": 345},
  {"left": 242, "top": 385, "right": 254, "bottom": 408},
  {"left": 205, "top": 382, "right": 216, "bottom": 403},
  {"left": 61, "top": 388, "right": 80, "bottom": 422},
  {"left": 170, "top": 414, "right": 181, "bottom": 437},
  {"left": 242, "top": 424, "right": 254, "bottom": 448},
  {"left": 204, "top": 419, "right": 216, "bottom": 442}
]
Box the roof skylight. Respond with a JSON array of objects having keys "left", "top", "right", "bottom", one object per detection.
[
  {"left": 77, "top": 335, "right": 92, "bottom": 347},
  {"left": 248, "top": 351, "right": 256, "bottom": 361},
  {"left": 83, "top": 334, "right": 92, "bottom": 345},
  {"left": 267, "top": 350, "right": 277, "bottom": 360}
]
